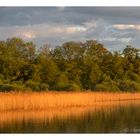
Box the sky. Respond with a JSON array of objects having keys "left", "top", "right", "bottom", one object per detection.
[{"left": 0, "top": 7, "right": 140, "bottom": 51}]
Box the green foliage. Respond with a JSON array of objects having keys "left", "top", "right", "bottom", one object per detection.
[
  {"left": 0, "top": 84, "right": 15, "bottom": 91},
  {"left": 128, "top": 73, "right": 140, "bottom": 82},
  {"left": 53, "top": 82, "right": 69, "bottom": 91},
  {"left": 0, "top": 74, "right": 4, "bottom": 84},
  {"left": 89, "top": 63, "right": 101, "bottom": 89},
  {"left": 1, "top": 37, "right": 140, "bottom": 92},
  {"left": 0, "top": 84, "right": 25, "bottom": 92},
  {"left": 25, "top": 80, "right": 48, "bottom": 91},
  {"left": 95, "top": 81, "right": 120, "bottom": 92},
  {"left": 53, "top": 82, "right": 80, "bottom": 91},
  {"left": 67, "top": 83, "right": 81, "bottom": 91},
  {"left": 118, "top": 80, "right": 140, "bottom": 92},
  {"left": 39, "top": 83, "right": 49, "bottom": 91},
  {"left": 57, "top": 73, "right": 69, "bottom": 83}
]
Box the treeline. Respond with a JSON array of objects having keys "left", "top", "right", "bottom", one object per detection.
[{"left": 1, "top": 38, "right": 140, "bottom": 92}]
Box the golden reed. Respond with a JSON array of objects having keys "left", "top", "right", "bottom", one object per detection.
[{"left": 0, "top": 91, "right": 140, "bottom": 111}]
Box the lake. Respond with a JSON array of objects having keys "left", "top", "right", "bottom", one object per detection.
[{"left": 0, "top": 100, "right": 140, "bottom": 133}]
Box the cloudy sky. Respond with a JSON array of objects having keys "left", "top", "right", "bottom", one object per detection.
[{"left": 0, "top": 7, "right": 140, "bottom": 50}]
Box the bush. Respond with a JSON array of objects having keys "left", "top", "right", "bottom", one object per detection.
[
  {"left": 39, "top": 83, "right": 49, "bottom": 91},
  {"left": 0, "top": 79, "right": 3, "bottom": 84},
  {"left": 25, "top": 80, "right": 49, "bottom": 91},
  {"left": 118, "top": 80, "right": 140, "bottom": 92},
  {"left": 0, "top": 84, "right": 25, "bottom": 92},
  {"left": 12, "top": 84, "right": 26, "bottom": 91},
  {"left": 25, "top": 80, "right": 40, "bottom": 91},
  {"left": 95, "top": 81, "right": 120, "bottom": 92},
  {"left": 0, "top": 84, "right": 15, "bottom": 91},
  {"left": 0, "top": 74, "right": 4, "bottom": 84},
  {"left": 53, "top": 82, "right": 69, "bottom": 91},
  {"left": 54, "top": 82, "right": 81, "bottom": 91},
  {"left": 128, "top": 73, "right": 140, "bottom": 82},
  {"left": 57, "top": 73, "right": 68, "bottom": 83},
  {"left": 67, "top": 83, "right": 81, "bottom": 91}
]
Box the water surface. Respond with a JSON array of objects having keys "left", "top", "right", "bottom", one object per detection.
[{"left": 0, "top": 100, "right": 140, "bottom": 133}]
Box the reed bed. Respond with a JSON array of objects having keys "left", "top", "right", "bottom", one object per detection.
[{"left": 0, "top": 91, "right": 140, "bottom": 111}]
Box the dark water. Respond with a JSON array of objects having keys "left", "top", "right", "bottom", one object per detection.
[{"left": 0, "top": 101, "right": 140, "bottom": 133}]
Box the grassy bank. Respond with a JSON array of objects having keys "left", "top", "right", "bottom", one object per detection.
[{"left": 0, "top": 91, "right": 140, "bottom": 111}]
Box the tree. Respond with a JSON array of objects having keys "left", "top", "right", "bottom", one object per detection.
[
  {"left": 123, "top": 45, "right": 140, "bottom": 60},
  {"left": 1, "top": 37, "right": 140, "bottom": 92},
  {"left": 89, "top": 63, "right": 101, "bottom": 90},
  {"left": 36, "top": 45, "right": 59, "bottom": 85}
]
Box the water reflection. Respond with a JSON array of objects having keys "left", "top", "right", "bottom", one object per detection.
[{"left": 0, "top": 100, "right": 140, "bottom": 133}]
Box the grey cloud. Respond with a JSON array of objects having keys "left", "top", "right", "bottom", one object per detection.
[
  {"left": 1, "top": 7, "right": 140, "bottom": 26},
  {"left": 0, "top": 7, "right": 140, "bottom": 50}
]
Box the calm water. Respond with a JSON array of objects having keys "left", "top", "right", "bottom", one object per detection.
[{"left": 0, "top": 101, "right": 140, "bottom": 133}]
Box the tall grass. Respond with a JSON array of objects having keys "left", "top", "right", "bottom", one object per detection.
[{"left": 0, "top": 91, "right": 140, "bottom": 111}]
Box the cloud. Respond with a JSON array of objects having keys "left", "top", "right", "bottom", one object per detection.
[
  {"left": 0, "top": 23, "right": 87, "bottom": 46},
  {"left": 113, "top": 24, "right": 140, "bottom": 30},
  {"left": 1, "top": 7, "right": 140, "bottom": 27},
  {"left": 22, "top": 32, "right": 36, "bottom": 39},
  {"left": 0, "top": 7, "right": 140, "bottom": 50},
  {"left": 57, "top": 7, "right": 66, "bottom": 11}
]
